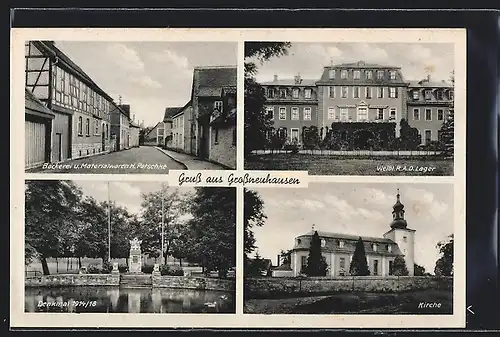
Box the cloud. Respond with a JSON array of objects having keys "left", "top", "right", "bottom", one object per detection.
[
  {"left": 130, "top": 75, "right": 163, "bottom": 89},
  {"left": 405, "top": 187, "right": 449, "bottom": 220},
  {"left": 358, "top": 187, "right": 394, "bottom": 206},
  {"left": 150, "top": 49, "right": 189, "bottom": 69},
  {"left": 323, "top": 193, "right": 384, "bottom": 221},
  {"left": 305, "top": 44, "right": 344, "bottom": 64},
  {"left": 111, "top": 182, "right": 142, "bottom": 198},
  {"left": 350, "top": 43, "right": 389, "bottom": 63},
  {"left": 106, "top": 43, "right": 145, "bottom": 72}
]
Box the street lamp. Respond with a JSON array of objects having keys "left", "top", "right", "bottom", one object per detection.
[{"left": 161, "top": 185, "right": 165, "bottom": 265}]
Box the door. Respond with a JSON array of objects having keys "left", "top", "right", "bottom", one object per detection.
[
  {"left": 291, "top": 128, "right": 299, "bottom": 143},
  {"left": 199, "top": 123, "right": 209, "bottom": 159},
  {"left": 25, "top": 120, "right": 46, "bottom": 169},
  {"left": 54, "top": 133, "right": 62, "bottom": 162},
  {"left": 425, "top": 130, "right": 432, "bottom": 145},
  {"left": 373, "top": 259, "right": 379, "bottom": 276},
  {"left": 102, "top": 131, "right": 106, "bottom": 151}
]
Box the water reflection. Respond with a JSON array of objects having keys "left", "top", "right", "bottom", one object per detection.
[{"left": 25, "top": 286, "right": 235, "bottom": 313}]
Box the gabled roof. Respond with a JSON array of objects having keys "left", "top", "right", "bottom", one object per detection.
[
  {"left": 193, "top": 66, "right": 237, "bottom": 98},
  {"left": 163, "top": 107, "right": 184, "bottom": 122},
  {"left": 408, "top": 79, "right": 453, "bottom": 88},
  {"left": 332, "top": 61, "right": 400, "bottom": 69},
  {"left": 260, "top": 79, "right": 317, "bottom": 86},
  {"left": 25, "top": 88, "right": 55, "bottom": 118},
  {"left": 33, "top": 41, "right": 114, "bottom": 102}
]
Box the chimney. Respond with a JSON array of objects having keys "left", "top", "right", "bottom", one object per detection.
[
  {"left": 294, "top": 73, "right": 302, "bottom": 84},
  {"left": 273, "top": 74, "right": 278, "bottom": 82},
  {"left": 427, "top": 74, "right": 431, "bottom": 82},
  {"left": 277, "top": 254, "right": 280, "bottom": 267}
]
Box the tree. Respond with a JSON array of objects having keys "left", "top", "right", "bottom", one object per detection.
[
  {"left": 279, "top": 249, "right": 292, "bottom": 266},
  {"left": 244, "top": 42, "right": 292, "bottom": 155},
  {"left": 25, "top": 180, "right": 83, "bottom": 275},
  {"left": 305, "top": 231, "right": 328, "bottom": 276},
  {"left": 414, "top": 263, "right": 427, "bottom": 276},
  {"left": 244, "top": 189, "right": 267, "bottom": 276},
  {"left": 185, "top": 187, "right": 236, "bottom": 278},
  {"left": 302, "top": 126, "right": 320, "bottom": 151},
  {"left": 438, "top": 71, "right": 455, "bottom": 157},
  {"left": 392, "top": 256, "right": 409, "bottom": 276},
  {"left": 399, "top": 118, "right": 421, "bottom": 150},
  {"left": 247, "top": 252, "right": 267, "bottom": 277},
  {"left": 349, "top": 237, "right": 370, "bottom": 276},
  {"left": 140, "top": 184, "right": 187, "bottom": 260},
  {"left": 434, "top": 234, "right": 453, "bottom": 276}
]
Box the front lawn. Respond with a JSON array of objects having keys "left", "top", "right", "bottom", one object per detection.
[{"left": 245, "top": 154, "right": 454, "bottom": 176}]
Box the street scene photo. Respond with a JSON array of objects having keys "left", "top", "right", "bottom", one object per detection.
[
  {"left": 244, "top": 42, "right": 455, "bottom": 175},
  {"left": 25, "top": 180, "right": 236, "bottom": 313},
  {"left": 25, "top": 41, "right": 237, "bottom": 174},
  {"left": 244, "top": 183, "right": 454, "bottom": 314}
]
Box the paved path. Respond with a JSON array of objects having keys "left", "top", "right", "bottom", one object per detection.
[
  {"left": 157, "top": 148, "right": 227, "bottom": 170},
  {"left": 28, "top": 146, "right": 185, "bottom": 174}
]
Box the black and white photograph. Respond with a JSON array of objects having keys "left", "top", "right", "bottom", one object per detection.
[
  {"left": 24, "top": 180, "right": 236, "bottom": 313},
  {"left": 244, "top": 183, "right": 454, "bottom": 314},
  {"left": 25, "top": 41, "right": 237, "bottom": 174},
  {"left": 244, "top": 42, "right": 456, "bottom": 175}
]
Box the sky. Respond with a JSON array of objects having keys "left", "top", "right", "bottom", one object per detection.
[
  {"left": 252, "top": 42, "right": 454, "bottom": 85},
  {"left": 54, "top": 41, "right": 237, "bottom": 127},
  {"left": 74, "top": 180, "right": 194, "bottom": 219},
  {"left": 249, "top": 182, "right": 454, "bottom": 275}
]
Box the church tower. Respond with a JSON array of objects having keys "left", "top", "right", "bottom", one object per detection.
[{"left": 383, "top": 189, "right": 416, "bottom": 276}]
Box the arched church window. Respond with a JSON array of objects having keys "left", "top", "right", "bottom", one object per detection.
[
  {"left": 393, "top": 213, "right": 396, "bottom": 219},
  {"left": 321, "top": 239, "right": 326, "bottom": 247},
  {"left": 296, "top": 238, "right": 301, "bottom": 245}
]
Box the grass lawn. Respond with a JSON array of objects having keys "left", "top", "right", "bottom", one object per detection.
[
  {"left": 245, "top": 154, "right": 454, "bottom": 176},
  {"left": 244, "top": 289, "right": 453, "bottom": 314}
]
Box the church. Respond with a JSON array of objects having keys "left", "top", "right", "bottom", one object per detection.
[{"left": 284, "top": 190, "right": 416, "bottom": 277}]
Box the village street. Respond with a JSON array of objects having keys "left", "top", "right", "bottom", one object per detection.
[{"left": 28, "top": 146, "right": 185, "bottom": 174}]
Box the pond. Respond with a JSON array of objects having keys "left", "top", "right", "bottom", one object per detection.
[{"left": 25, "top": 286, "right": 235, "bottom": 313}]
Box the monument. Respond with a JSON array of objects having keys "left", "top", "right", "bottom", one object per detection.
[{"left": 128, "top": 237, "right": 143, "bottom": 273}]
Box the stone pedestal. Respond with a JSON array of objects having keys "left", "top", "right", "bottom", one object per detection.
[
  {"left": 111, "top": 262, "right": 119, "bottom": 274},
  {"left": 152, "top": 263, "right": 161, "bottom": 277},
  {"left": 128, "top": 238, "right": 143, "bottom": 274}
]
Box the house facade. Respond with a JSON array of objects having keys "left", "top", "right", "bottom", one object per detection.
[
  {"left": 171, "top": 107, "right": 186, "bottom": 151},
  {"left": 261, "top": 75, "right": 318, "bottom": 143},
  {"left": 144, "top": 121, "right": 165, "bottom": 146},
  {"left": 407, "top": 75, "right": 454, "bottom": 145},
  {"left": 25, "top": 41, "right": 114, "bottom": 163},
  {"left": 163, "top": 107, "right": 183, "bottom": 148},
  {"left": 129, "top": 121, "right": 140, "bottom": 148},
  {"left": 189, "top": 66, "right": 237, "bottom": 166},
  {"left": 259, "top": 61, "right": 453, "bottom": 148},
  {"left": 286, "top": 191, "right": 415, "bottom": 277},
  {"left": 110, "top": 104, "right": 130, "bottom": 151}
]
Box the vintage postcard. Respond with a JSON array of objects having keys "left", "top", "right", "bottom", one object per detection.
[{"left": 11, "top": 28, "right": 466, "bottom": 329}]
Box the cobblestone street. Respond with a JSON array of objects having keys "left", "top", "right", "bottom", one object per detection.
[{"left": 28, "top": 146, "right": 185, "bottom": 174}]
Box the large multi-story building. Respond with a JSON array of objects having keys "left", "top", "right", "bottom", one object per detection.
[
  {"left": 25, "top": 41, "right": 114, "bottom": 164},
  {"left": 282, "top": 190, "right": 416, "bottom": 278},
  {"left": 407, "top": 75, "right": 454, "bottom": 145},
  {"left": 259, "top": 61, "right": 453, "bottom": 148}
]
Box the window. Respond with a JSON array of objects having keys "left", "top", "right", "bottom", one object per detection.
[
  {"left": 106, "top": 125, "right": 109, "bottom": 139},
  {"left": 304, "top": 88, "right": 312, "bottom": 99},
  {"left": 291, "top": 107, "right": 299, "bottom": 120},
  {"left": 377, "top": 70, "right": 384, "bottom": 80},
  {"left": 389, "top": 70, "right": 396, "bottom": 80},
  {"left": 390, "top": 108, "right": 397, "bottom": 120},
  {"left": 339, "top": 257, "right": 346, "bottom": 269},
  {"left": 353, "top": 86, "right": 360, "bottom": 98},
  {"left": 341, "top": 70, "right": 348, "bottom": 79},
  {"left": 95, "top": 119, "right": 99, "bottom": 135},
  {"left": 378, "top": 87, "right": 384, "bottom": 98},
  {"left": 437, "top": 109, "right": 444, "bottom": 121},
  {"left": 389, "top": 87, "right": 397, "bottom": 98},
  {"left": 377, "top": 108, "right": 384, "bottom": 120},
  {"left": 387, "top": 244, "right": 392, "bottom": 253},
  {"left": 357, "top": 107, "right": 368, "bottom": 122},
  {"left": 365, "top": 70, "right": 373, "bottom": 79},
  {"left": 353, "top": 70, "right": 361, "bottom": 79},
  {"left": 300, "top": 256, "right": 307, "bottom": 272},
  {"left": 365, "top": 87, "right": 372, "bottom": 99},
  {"left": 296, "top": 238, "right": 301, "bottom": 245},
  {"left": 425, "top": 130, "right": 432, "bottom": 144},
  {"left": 338, "top": 240, "right": 345, "bottom": 248},
  {"left": 413, "top": 108, "right": 420, "bottom": 120},
  {"left": 389, "top": 260, "right": 394, "bottom": 275},
  {"left": 303, "top": 107, "right": 312, "bottom": 121},
  {"left": 449, "top": 90, "right": 454, "bottom": 100},
  {"left": 436, "top": 90, "right": 443, "bottom": 100},
  {"left": 77, "top": 116, "right": 83, "bottom": 135},
  {"left": 267, "top": 88, "right": 275, "bottom": 98},
  {"left": 279, "top": 107, "right": 286, "bottom": 120},
  {"left": 86, "top": 118, "right": 90, "bottom": 136},
  {"left": 265, "top": 107, "right": 274, "bottom": 120},
  {"left": 292, "top": 88, "right": 299, "bottom": 98},
  {"left": 341, "top": 86, "right": 348, "bottom": 98},
  {"left": 232, "top": 128, "right": 236, "bottom": 146},
  {"left": 214, "top": 100, "right": 223, "bottom": 112},
  {"left": 321, "top": 239, "right": 326, "bottom": 247},
  {"left": 328, "top": 107, "right": 336, "bottom": 120},
  {"left": 373, "top": 259, "right": 379, "bottom": 276},
  {"left": 328, "top": 86, "right": 335, "bottom": 98},
  {"left": 424, "top": 90, "right": 432, "bottom": 100},
  {"left": 413, "top": 90, "right": 419, "bottom": 100},
  {"left": 328, "top": 69, "right": 335, "bottom": 79},
  {"left": 340, "top": 108, "right": 348, "bottom": 121},
  {"left": 279, "top": 88, "right": 287, "bottom": 98},
  {"left": 372, "top": 243, "right": 378, "bottom": 252},
  {"left": 402, "top": 236, "right": 408, "bottom": 243},
  {"left": 291, "top": 128, "right": 299, "bottom": 142},
  {"left": 214, "top": 127, "right": 219, "bottom": 144},
  {"left": 425, "top": 109, "right": 432, "bottom": 121}
]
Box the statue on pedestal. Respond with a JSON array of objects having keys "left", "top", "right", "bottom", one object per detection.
[{"left": 128, "top": 237, "right": 143, "bottom": 274}]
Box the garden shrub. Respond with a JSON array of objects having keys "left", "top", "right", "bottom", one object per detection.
[
  {"left": 160, "top": 264, "right": 185, "bottom": 276},
  {"left": 118, "top": 264, "right": 129, "bottom": 273},
  {"left": 141, "top": 264, "right": 154, "bottom": 274}
]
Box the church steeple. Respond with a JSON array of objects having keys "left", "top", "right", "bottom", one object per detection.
[{"left": 390, "top": 188, "right": 408, "bottom": 229}]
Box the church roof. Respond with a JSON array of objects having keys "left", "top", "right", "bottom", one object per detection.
[{"left": 293, "top": 231, "right": 403, "bottom": 256}]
